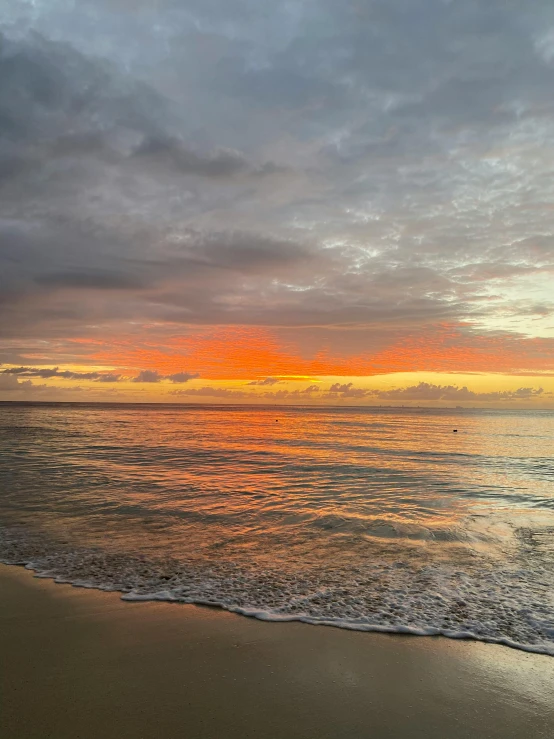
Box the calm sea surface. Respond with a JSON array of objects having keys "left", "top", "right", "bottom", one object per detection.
[{"left": 1, "top": 403, "right": 553, "bottom": 654}]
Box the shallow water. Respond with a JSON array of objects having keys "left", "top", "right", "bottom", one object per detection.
[{"left": 1, "top": 402, "right": 553, "bottom": 653}]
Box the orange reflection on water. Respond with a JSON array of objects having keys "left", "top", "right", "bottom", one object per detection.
[
  {"left": 54, "top": 406, "right": 494, "bottom": 554},
  {"left": 3, "top": 403, "right": 554, "bottom": 654},
  {"left": 1, "top": 404, "right": 552, "bottom": 587}
]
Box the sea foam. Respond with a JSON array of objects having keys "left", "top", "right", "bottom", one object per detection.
[{"left": 1, "top": 524, "right": 553, "bottom": 656}]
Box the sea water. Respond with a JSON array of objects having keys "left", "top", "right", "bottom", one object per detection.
[{"left": 1, "top": 403, "right": 553, "bottom": 654}]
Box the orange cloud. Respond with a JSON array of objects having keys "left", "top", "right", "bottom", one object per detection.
[{"left": 71, "top": 322, "right": 554, "bottom": 380}]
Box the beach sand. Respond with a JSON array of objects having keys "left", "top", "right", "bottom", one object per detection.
[{"left": 1, "top": 563, "right": 553, "bottom": 739}]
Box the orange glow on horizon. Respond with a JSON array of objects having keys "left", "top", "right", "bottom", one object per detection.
[{"left": 76, "top": 322, "right": 554, "bottom": 380}]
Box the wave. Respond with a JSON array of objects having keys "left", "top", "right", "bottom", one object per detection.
[{"left": 2, "top": 525, "right": 553, "bottom": 657}]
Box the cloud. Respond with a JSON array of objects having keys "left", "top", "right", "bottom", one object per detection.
[
  {"left": 167, "top": 371, "right": 199, "bottom": 383},
  {"left": 0, "top": 373, "right": 21, "bottom": 391},
  {"left": 1, "top": 366, "right": 121, "bottom": 381},
  {"left": 97, "top": 373, "right": 122, "bottom": 383},
  {"left": 132, "top": 370, "right": 162, "bottom": 383},
  {"left": 247, "top": 377, "right": 281, "bottom": 386},
  {"left": 0, "top": 374, "right": 87, "bottom": 397},
  {"left": 132, "top": 369, "right": 197, "bottom": 383},
  {"left": 133, "top": 136, "right": 250, "bottom": 178},
  {"left": 329, "top": 382, "right": 370, "bottom": 398},
  {"left": 35, "top": 271, "right": 145, "bottom": 291},
  {"left": 329, "top": 382, "right": 353, "bottom": 393},
  {"left": 0, "top": 366, "right": 195, "bottom": 384},
  {"left": 1, "top": 2, "right": 554, "bottom": 385},
  {"left": 169, "top": 381, "right": 548, "bottom": 405},
  {"left": 170, "top": 386, "right": 249, "bottom": 398},
  {"left": 263, "top": 385, "right": 320, "bottom": 400},
  {"left": 368, "top": 382, "right": 546, "bottom": 402}
]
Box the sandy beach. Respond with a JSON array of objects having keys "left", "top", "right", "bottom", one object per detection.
[{"left": 1, "top": 563, "right": 553, "bottom": 739}]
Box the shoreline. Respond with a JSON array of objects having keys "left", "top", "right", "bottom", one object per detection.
[
  {"left": 4, "top": 556, "right": 553, "bottom": 658},
  {"left": 2, "top": 562, "right": 554, "bottom": 739}
]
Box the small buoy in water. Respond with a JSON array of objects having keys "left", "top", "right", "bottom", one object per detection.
[{"left": 453, "top": 429, "right": 458, "bottom": 432}]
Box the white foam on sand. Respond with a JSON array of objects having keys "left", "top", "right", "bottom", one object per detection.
[{"left": 2, "top": 525, "right": 553, "bottom": 657}]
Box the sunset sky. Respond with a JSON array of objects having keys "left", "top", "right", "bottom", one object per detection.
[{"left": 1, "top": 0, "right": 554, "bottom": 406}]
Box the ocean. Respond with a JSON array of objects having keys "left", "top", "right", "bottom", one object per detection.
[{"left": 1, "top": 402, "right": 553, "bottom": 655}]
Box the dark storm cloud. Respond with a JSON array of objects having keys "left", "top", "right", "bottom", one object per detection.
[{"left": 1, "top": 0, "right": 554, "bottom": 348}]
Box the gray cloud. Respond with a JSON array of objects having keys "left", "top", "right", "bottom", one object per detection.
[
  {"left": 171, "top": 386, "right": 249, "bottom": 398},
  {"left": 167, "top": 371, "right": 199, "bottom": 383},
  {"left": 34, "top": 271, "right": 146, "bottom": 291},
  {"left": 172, "top": 384, "right": 321, "bottom": 402},
  {"left": 265, "top": 385, "right": 321, "bottom": 400},
  {"left": 132, "top": 369, "right": 198, "bottom": 383},
  {"left": 132, "top": 370, "right": 161, "bottom": 383},
  {"left": 97, "top": 373, "right": 122, "bottom": 383},
  {"left": 1, "top": 365, "right": 195, "bottom": 384},
  {"left": 247, "top": 377, "right": 281, "bottom": 386},
  {"left": 303, "top": 385, "right": 320, "bottom": 393},
  {"left": 0, "top": 373, "right": 85, "bottom": 396},
  {"left": 0, "top": 372, "right": 21, "bottom": 391},
  {"left": 369, "top": 383, "right": 546, "bottom": 402},
  {"left": 1, "top": 1, "right": 554, "bottom": 365},
  {"left": 329, "top": 382, "right": 370, "bottom": 398},
  {"left": 133, "top": 136, "right": 250, "bottom": 177},
  {"left": 1, "top": 366, "right": 121, "bottom": 381}
]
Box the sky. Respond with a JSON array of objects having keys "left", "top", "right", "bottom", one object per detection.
[{"left": 1, "top": 0, "right": 554, "bottom": 406}]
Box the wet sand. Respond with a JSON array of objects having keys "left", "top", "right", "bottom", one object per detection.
[{"left": 1, "top": 563, "right": 553, "bottom": 739}]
